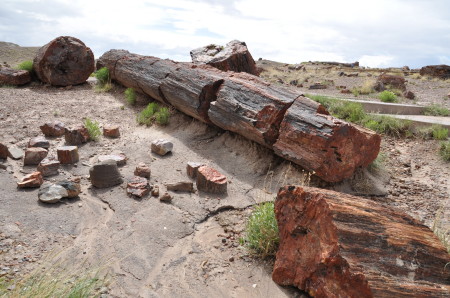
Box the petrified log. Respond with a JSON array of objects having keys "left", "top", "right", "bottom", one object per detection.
[
  {"left": 420, "top": 65, "right": 450, "bottom": 79},
  {"left": 97, "top": 50, "right": 381, "bottom": 182},
  {"left": 273, "top": 186, "right": 450, "bottom": 297},
  {"left": 0, "top": 68, "right": 31, "bottom": 86}
]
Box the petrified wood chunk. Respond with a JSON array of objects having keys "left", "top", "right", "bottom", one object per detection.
[
  {"left": 420, "top": 64, "right": 450, "bottom": 79},
  {"left": 40, "top": 121, "right": 65, "bottom": 137},
  {"left": 196, "top": 166, "right": 227, "bottom": 194},
  {"left": 65, "top": 125, "right": 89, "bottom": 145},
  {"left": 57, "top": 146, "right": 79, "bottom": 164},
  {"left": 24, "top": 147, "right": 48, "bottom": 165},
  {"left": 273, "top": 186, "right": 450, "bottom": 297},
  {"left": 89, "top": 160, "right": 123, "bottom": 188},
  {"left": 0, "top": 68, "right": 31, "bottom": 86}
]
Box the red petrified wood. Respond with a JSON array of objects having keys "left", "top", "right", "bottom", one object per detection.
[
  {"left": 273, "top": 186, "right": 450, "bottom": 297},
  {"left": 196, "top": 166, "right": 227, "bottom": 194}
]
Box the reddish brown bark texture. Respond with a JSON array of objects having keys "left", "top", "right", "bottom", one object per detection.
[{"left": 273, "top": 186, "right": 450, "bottom": 297}]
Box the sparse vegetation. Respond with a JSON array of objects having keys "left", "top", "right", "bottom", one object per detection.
[
  {"left": 424, "top": 104, "right": 450, "bottom": 116},
  {"left": 95, "top": 67, "right": 110, "bottom": 85},
  {"left": 368, "top": 152, "right": 386, "bottom": 174},
  {"left": 16, "top": 60, "right": 33, "bottom": 72},
  {"left": 155, "top": 107, "right": 170, "bottom": 125},
  {"left": 137, "top": 102, "right": 171, "bottom": 126},
  {"left": 125, "top": 88, "right": 136, "bottom": 105},
  {"left": 352, "top": 80, "right": 375, "bottom": 95},
  {"left": 243, "top": 202, "right": 279, "bottom": 258},
  {"left": 440, "top": 141, "right": 450, "bottom": 161},
  {"left": 378, "top": 90, "right": 397, "bottom": 103},
  {"left": 94, "top": 83, "right": 113, "bottom": 93},
  {"left": 362, "top": 115, "right": 413, "bottom": 138},
  {"left": 83, "top": 118, "right": 101, "bottom": 141},
  {"left": 432, "top": 125, "right": 449, "bottom": 140}
]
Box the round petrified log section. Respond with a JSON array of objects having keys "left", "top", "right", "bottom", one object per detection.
[{"left": 33, "top": 36, "right": 94, "bottom": 86}]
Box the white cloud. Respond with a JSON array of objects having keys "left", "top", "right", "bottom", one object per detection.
[{"left": 359, "top": 55, "right": 395, "bottom": 68}]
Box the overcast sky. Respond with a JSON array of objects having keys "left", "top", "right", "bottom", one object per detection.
[{"left": 1, "top": 0, "right": 449, "bottom": 68}]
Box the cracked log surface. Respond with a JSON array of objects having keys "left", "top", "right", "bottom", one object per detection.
[
  {"left": 273, "top": 186, "right": 450, "bottom": 297},
  {"left": 97, "top": 50, "right": 380, "bottom": 182}
]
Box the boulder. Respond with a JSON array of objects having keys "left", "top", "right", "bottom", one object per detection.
[
  {"left": 89, "top": 160, "right": 123, "bottom": 188},
  {"left": 0, "top": 143, "right": 8, "bottom": 159},
  {"left": 103, "top": 125, "right": 120, "bottom": 138},
  {"left": 65, "top": 125, "right": 89, "bottom": 145},
  {"left": 374, "top": 74, "right": 406, "bottom": 91},
  {"left": 190, "top": 40, "right": 259, "bottom": 76},
  {"left": 273, "top": 186, "right": 450, "bottom": 297},
  {"left": 24, "top": 147, "right": 48, "bottom": 165},
  {"left": 7, "top": 146, "right": 23, "bottom": 160},
  {"left": 97, "top": 153, "right": 127, "bottom": 166},
  {"left": 419, "top": 64, "right": 450, "bottom": 79},
  {"left": 126, "top": 176, "right": 150, "bottom": 198},
  {"left": 17, "top": 172, "right": 43, "bottom": 188},
  {"left": 57, "top": 146, "right": 79, "bottom": 164},
  {"left": 38, "top": 184, "right": 68, "bottom": 203},
  {"left": 37, "top": 157, "right": 60, "bottom": 176},
  {"left": 151, "top": 139, "right": 173, "bottom": 156},
  {"left": 134, "top": 162, "right": 151, "bottom": 179},
  {"left": 28, "top": 136, "right": 50, "bottom": 149},
  {"left": 33, "top": 36, "right": 94, "bottom": 86},
  {"left": 40, "top": 121, "right": 65, "bottom": 137},
  {"left": 166, "top": 181, "right": 195, "bottom": 193},
  {"left": 0, "top": 68, "right": 31, "bottom": 86},
  {"left": 196, "top": 166, "right": 227, "bottom": 194},
  {"left": 186, "top": 162, "right": 205, "bottom": 179}
]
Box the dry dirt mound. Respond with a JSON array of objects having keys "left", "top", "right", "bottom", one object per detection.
[{"left": 0, "top": 42, "right": 39, "bottom": 68}]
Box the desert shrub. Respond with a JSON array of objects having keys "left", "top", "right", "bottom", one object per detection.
[
  {"left": 155, "top": 107, "right": 170, "bottom": 125},
  {"left": 306, "top": 94, "right": 365, "bottom": 123},
  {"left": 94, "top": 83, "right": 113, "bottom": 93},
  {"left": 424, "top": 104, "right": 450, "bottom": 116},
  {"left": 352, "top": 80, "right": 375, "bottom": 95},
  {"left": 440, "top": 141, "right": 450, "bottom": 161},
  {"left": 137, "top": 102, "right": 159, "bottom": 125},
  {"left": 378, "top": 90, "right": 397, "bottom": 103},
  {"left": 362, "top": 115, "right": 413, "bottom": 138},
  {"left": 125, "top": 88, "right": 136, "bottom": 105},
  {"left": 83, "top": 118, "right": 101, "bottom": 141},
  {"left": 16, "top": 60, "right": 33, "bottom": 72},
  {"left": 351, "top": 88, "right": 360, "bottom": 97},
  {"left": 432, "top": 125, "right": 449, "bottom": 140},
  {"left": 368, "top": 152, "right": 386, "bottom": 174},
  {"left": 243, "top": 202, "right": 279, "bottom": 258},
  {"left": 95, "top": 67, "right": 110, "bottom": 85}
]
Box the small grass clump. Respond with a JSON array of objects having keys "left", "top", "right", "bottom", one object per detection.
[
  {"left": 424, "top": 104, "right": 450, "bottom": 116},
  {"left": 352, "top": 80, "right": 375, "bottom": 96},
  {"left": 83, "top": 118, "right": 101, "bottom": 141},
  {"left": 368, "top": 152, "right": 386, "bottom": 174},
  {"left": 155, "top": 107, "right": 170, "bottom": 125},
  {"left": 306, "top": 94, "right": 365, "bottom": 123},
  {"left": 94, "top": 83, "right": 113, "bottom": 93},
  {"left": 440, "top": 141, "right": 450, "bottom": 161},
  {"left": 95, "top": 67, "right": 110, "bottom": 85},
  {"left": 378, "top": 90, "right": 397, "bottom": 103},
  {"left": 362, "top": 115, "right": 413, "bottom": 138},
  {"left": 16, "top": 60, "right": 33, "bottom": 72},
  {"left": 432, "top": 125, "right": 449, "bottom": 140},
  {"left": 125, "top": 88, "right": 136, "bottom": 105},
  {"left": 137, "top": 102, "right": 159, "bottom": 126},
  {"left": 243, "top": 202, "right": 279, "bottom": 258}
]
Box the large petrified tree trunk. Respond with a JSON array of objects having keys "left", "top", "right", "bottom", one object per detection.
[
  {"left": 97, "top": 50, "right": 380, "bottom": 182},
  {"left": 273, "top": 186, "right": 450, "bottom": 297}
]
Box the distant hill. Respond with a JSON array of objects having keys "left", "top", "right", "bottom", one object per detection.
[{"left": 0, "top": 41, "right": 40, "bottom": 68}]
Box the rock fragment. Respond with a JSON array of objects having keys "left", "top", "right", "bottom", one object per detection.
[
  {"left": 374, "top": 74, "right": 406, "bottom": 91},
  {"left": 89, "top": 160, "right": 123, "bottom": 188},
  {"left": 151, "top": 139, "right": 173, "bottom": 156},
  {"left": 134, "top": 162, "right": 151, "bottom": 179},
  {"left": 56, "top": 180, "right": 81, "bottom": 197},
  {"left": 57, "top": 146, "right": 79, "bottom": 164},
  {"left": 403, "top": 90, "right": 415, "bottom": 100},
  {"left": 40, "top": 121, "right": 65, "bottom": 137},
  {"left": 160, "top": 192, "right": 172, "bottom": 202},
  {"left": 126, "top": 176, "right": 150, "bottom": 198},
  {"left": 196, "top": 166, "right": 227, "bottom": 194},
  {"left": 97, "top": 154, "right": 127, "bottom": 166},
  {"left": 37, "top": 157, "right": 60, "bottom": 176},
  {"left": 7, "top": 146, "right": 23, "bottom": 160},
  {"left": 38, "top": 184, "right": 68, "bottom": 203},
  {"left": 166, "top": 181, "right": 195, "bottom": 193},
  {"left": 0, "top": 68, "right": 31, "bottom": 86},
  {"left": 419, "top": 64, "right": 450, "bottom": 79},
  {"left": 17, "top": 172, "right": 43, "bottom": 188},
  {"left": 65, "top": 125, "right": 89, "bottom": 145},
  {"left": 0, "top": 143, "right": 8, "bottom": 159},
  {"left": 186, "top": 162, "right": 205, "bottom": 179},
  {"left": 28, "top": 136, "right": 50, "bottom": 149},
  {"left": 103, "top": 125, "right": 120, "bottom": 138},
  {"left": 151, "top": 185, "right": 160, "bottom": 197},
  {"left": 24, "top": 147, "right": 48, "bottom": 165}
]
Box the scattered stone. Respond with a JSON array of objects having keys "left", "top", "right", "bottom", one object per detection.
[
  {"left": 24, "top": 147, "right": 48, "bottom": 165},
  {"left": 89, "top": 160, "right": 123, "bottom": 188},
  {"left": 40, "top": 121, "right": 65, "bottom": 137},
  {"left": 7, "top": 146, "right": 24, "bottom": 160},
  {"left": 97, "top": 154, "right": 127, "bottom": 166},
  {"left": 151, "top": 139, "right": 173, "bottom": 156},
  {"left": 38, "top": 184, "right": 68, "bottom": 203},
  {"left": 37, "top": 157, "right": 60, "bottom": 176},
  {"left": 346, "top": 72, "right": 359, "bottom": 77},
  {"left": 419, "top": 64, "right": 450, "bottom": 79},
  {"left": 151, "top": 185, "right": 160, "bottom": 197},
  {"left": 196, "top": 166, "right": 227, "bottom": 194},
  {"left": 289, "top": 79, "right": 298, "bottom": 86},
  {"left": 403, "top": 90, "right": 415, "bottom": 100},
  {"left": 375, "top": 74, "right": 406, "bottom": 91},
  {"left": 134, "top": 162, "right": 151, "bottom": 179},
  {"left": 126, "top": 176, "right": 150, "bottom": 198},
  {"left": 65, "top": 125, "right": 89, "bottom": 145},
  {"left": 17, "top": 172, "right": 43, "bottom": 188},
  {"left": 103, "top": 125, "right": 120, "bottom": 138},
  {"left": 0, "top": 143, "right": 9, "bottom": 159},
  {"left": 0, "top": 68, "right": 31, "bottom": 86},
  {"left": 57, "top": 146, "right": 79, "bottom": 164},
  {"left": 309, "top": 83, "right": 327, "bottom": 90},
  {"left": 56, "top": 180, "right": 81, "bottom": 197},
  {"left": 33, "top": 36, "right": 95, "bottom": 86},
  {"left": 160, "top": 192, "right": 172, "bottom": 203},
  {"left": 340, "top": 89, "right": 351, "bottom": 94},
  {"left": 186, "top": 162, "right": 205, "bottom": 179},
  {"left": 166, "top": 181, "right": 195, "bottom": 193},
  {"left": 28, "top": 136, "right": 50, "bottom": 149}
]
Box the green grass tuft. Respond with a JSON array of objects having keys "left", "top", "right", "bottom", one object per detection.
[
  {"left": 16, "top": 60, "right": 33, "bottom": 72},
  {"left": 440, "top": 141, "right": 450, "bottom": 161},
  {"left": 83, "top": 118, "right": 101, "bottom": 141},
  {"left": 432, "top": 125, "right": 449, "bottom": 140},
  {"left": 361, "top": 115, "right": 413, "bottom": 138},
  {"left": 243, "top": 202, "right": 279, "bottom": 258},
  {"left": 424, "top": 104, "right": 450, "bottom": 116},
  {"left": 95, "top": 67, "right": 110, "bottom": 85},
  {"left": 378, "top": 90, "right": 397, "bottom": 102},
  {"left": 137, "top": 102, "right": 170, "bottom": 126},
  {"left": 94, "top": 83, "right": 113, "bottom": 93},
  {"left": 155, "top": 107, "right": 170, "bottom": 125},
  {"left": 125, "top": 88, "right": 136, "bottom": 105}
]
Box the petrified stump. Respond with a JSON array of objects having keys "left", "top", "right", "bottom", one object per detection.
[
  {"left": 57, "top": 146, "right": 79, "bottom": 164},
  {"left": 65, "top": 125, "right": 89, "bottom": 145},
  {"left": 0, "top": 68, "right": 31, "bottom": 86},
  {"left": 103, "top": 125, "right": 120, "bottom": 138},
  {"left": 33, "top": 36, "right": 94, "bottom": 86},
  {"left": 273, "top": 186, "right": 450, "bottom": 297},
  {"left": 196, "top": 166, "right": 227, "bottom": 194},
  {"left": 24, "top": 147, "right": 48, "bottom": 165},
  {"left": 89, "top": 160, "right": 123, "bottom": 188}
]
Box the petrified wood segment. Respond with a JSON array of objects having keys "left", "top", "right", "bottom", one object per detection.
[
  {"left": 273, "top": 186, "right": 450, "bottom": 297},
  {"left": 273, "top": 96, "right": 380, "bottom": 182}
]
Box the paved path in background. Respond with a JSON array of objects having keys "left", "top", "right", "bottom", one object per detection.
[{"left": 383, "top": 114, "right": 450, "bottom": 131}]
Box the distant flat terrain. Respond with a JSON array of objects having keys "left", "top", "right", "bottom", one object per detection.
[{"left": 0, "top": 41, "right": 39, "bottom": 67}]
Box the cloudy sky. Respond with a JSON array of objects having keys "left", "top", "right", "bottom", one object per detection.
[{"left": 1, "top": 0, "right": 449, "bottom": 68}]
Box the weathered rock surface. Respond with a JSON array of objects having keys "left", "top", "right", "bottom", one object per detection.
[
  {"left": 38, "top": 184, "right": 68, "bottom": 203},
  {"left": 17, "top": 172, "right": 43, "bottom": 188},
  {"left": 375, "top": 74, "right": 406, "bottom": 91},
  {"left": 166, "top": 181, "right": 195, "bottom": 193},
  {"left": 57, "top": 146, "right": 79, "bottom": 164},
  {"left": 28, "top": 136, "right": 50, "bottom": 149},
  {"left": 190, "top": 40, "right": 259, "bottom": 76},
  {"left": 33, "top": 36, "right": 94, "bottom": 86},
  {"left": 0, "top": 68, "right": 31, "bottom": 86},
  {"left": 0, "top": 143, "right": 9, "bottom": 159},
  {"left": 273, "top": 186, "right": 450, "bottom": 297},
  {"left": 56, "top": 180, "right": 81, "bottom": 197},
  {"left": 186, "top": 162, "right": 205, "bottom": 179},
  {"left": 196, "top": 166, "right": 227, "bottom": 194},
  {"left": 160, "top": 192, "right": 172, "bottom": 202},
  {"left": 103, "top": 125, "right": 120, "bottom": 138},
  {"left": 40, "top": 121, "right": 65, "bottom": 137},
  {"left": 97, "top": 153, "right": 127, "bottom": 166},
  {"left": 134, "top": 162, "right": 151, "bottom": 179},
  {"left": 420, "top": 64, "right": 450, "bottom": 79},
  {"left": 273, "top": 96, "right": 381, "bottom": 182},
  {"left": 89, "top": 160, "right": 123, "bottom": 188},
  {"left": 7, "top": 146, "right": 23, "bottom": 160},
  {"left": 37, "top": 157, "right": 60, "bottom": 176},
  {"left": 151, "top": 139, "right": 173, "bottom": 156},
  {"left": 24, "top": 147, "right": 48, "bottom": 165},
  {"left": 126, "top": 176, "right": 150, "bottom": 198},
  {"left": 309, "top": 83, "right": 327, "bottom": 90},
  {"left": 65, "top": 125, "right": 89, "bottom": 145}
]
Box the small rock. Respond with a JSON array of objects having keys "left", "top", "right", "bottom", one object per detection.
[
  {"left": 134, "top": 162, "right": 151, "bottom": 178},
  {"left": 151, "top": 185, "right": 160, "bottom": 197},
  {"left": 403, "top": 90, "right": 415, "bottom": 100},
  {"left": 309, "top": 83, "right": 327, "bottom": 90},
  {"left": 56, "top": 180, "right": 81, "bottom": 197},
  {"left": 65, "top": 125, "right": 89, "bottom": 145},
  {"left": 28, "top": 136, "right": 50, "bottom": 149},
  {"left": 0, "top": 143, "right": 8, "bottom": 159},
  {"left": 89, "top": 160, "right": 123, "bottom": 188},
  {"left": 151, "top": 139, "right": 173, "bottom": 156},
  {"left": 40, "top": 121, "right": 65, "bottom": 137},
  {"left": 196, "top": 166, "right": 227, "bottom": 194},
  {"left": 17, "top": 172, "right": 43, "bottom": 188},
  {"left": 37, "top": 157, "right": 60, "bottom": 176},
  {"left": 7, "top": 146, "right": 24, "bottom": 160},
  {"left": 160, "top": 192, "right": 172, "bottom": 203},
  {"left": 57, "top": 146, "right": 79, "bottom": 164},
  {"left": 24, "top": 147, "right": 48, "bottom": 165},
  {"left": 186, "top": 162, "right": 205, "bottom": 179},
  {"left": 166, "top": 181, "right": 195, "bottom": 193},
  {"left": 126, "top": 176, "right": 150, "bottom": 198},
  {"left": 97, "top": 154, "right": 127, "bottom": 166},
  {"left": 103, "top": 125, "right": 120, "bottom": 138},
  {"left": 0, "top": 68, "right": 31, "bottom": 85},
  {"left": 38, "top": 184, "right": 68, "bottom": 203}
]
